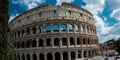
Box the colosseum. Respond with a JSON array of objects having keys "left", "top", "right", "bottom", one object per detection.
[{"left": 10, "top": 2, "right": 99, "bottom": 60}]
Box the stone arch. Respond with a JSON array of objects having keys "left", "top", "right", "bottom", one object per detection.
[
  {"left": 78, "top": 50, "right": 81, "bottom": 58},
  {"left": 32, "top": 53, "right": 37, "bottom": 60},
  {"left": 63, "top": 52, "right": 68, "bottom": 60},
  {"left": 75, "top": 24, "right": 79, "bottom": 32},
  {"left": 61, "top": 24, "right": 66, "bottom": 31},
  {"left": 32, "top": 27, "right": 36, "bottom": 34},
  {"left": 47, "top": 53, "right": 52, "bottom": 60},
  {"left": 77, "top": 37, "right": 80, "bottom": 45},
  {"left": 53, "top": 24, "right": 59, "bottom": 32},
  {"left": 17, "top": 54, "right": 20, "bottom": 60},
  {"left": 26, "top": 40, "right": 30, "bottom": 48},
  {"left": 62, "top": 37, "right": 67, "bottom": 45},
  {"left": 68, "top": 24, "right": 73, "bottom": 31},
  {"left": 54, "top": 38, "right": 60, "bottom": 46},
  {"left": 55, "top": 52, "right": 60, "bottom": 60},
  {"left": 39, "top": 39, "right": 43, "bottom": 47},
  {"left": 26, "top": 28, "right": 30, "bottom": 35},
  {"left": 32, "top": 40, "right": 36, "bottom": 47},
  {"left": 46, "top": 38, "right": 51, "bottom": 46},
  {"left": 46, "top": 24, "right": 51, "bottom": 32},
  {"left": 39, "top": 53, "right": 44, "bottom": 60},
  {"left": 22, "top": 54, "right": 25, "bottom": 60},
  {"left": 26, "top": 54, "right": 30, "bottom": 60},
  {"left": 21, "top": 42, "right": 25, "bottom": 48},
  {"left": 71, "top": 51, "right": 75, "bottom": 59},
  {"left": 70, "top": 37, "right": 75, "bottom": 45}
]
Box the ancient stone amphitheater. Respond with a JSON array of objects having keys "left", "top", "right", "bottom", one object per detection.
[{"left": 10, "top": 2, "right": 99, "bottom": 60}]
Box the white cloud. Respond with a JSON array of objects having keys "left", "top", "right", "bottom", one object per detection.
[
  {"left": 56, "top": 0, "right": 74, "bottom": 5},
  {"left": 12, "top": 0, "right": 45, "bottom": 9},
  {"left": 110, "top": 8, "right": 120, "bottom": 21},
  {"left": 107, "top": 0, "right": 120, "bottom": 21},
  {"left": 83, "top": 0, "right": 105, "bottom": 14}
]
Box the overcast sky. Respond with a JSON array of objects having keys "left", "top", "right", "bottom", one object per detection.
[{"left": 9, "top": 0, "right": 120, "bottom": 43}]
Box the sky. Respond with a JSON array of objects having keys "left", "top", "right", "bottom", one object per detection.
[{"left": 9, "top": 0, "right": 120, "bottom": 43}]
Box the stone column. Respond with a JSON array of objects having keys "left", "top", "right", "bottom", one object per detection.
[
  {"left": 81, "top": 50, "right": 84, "bottom": 58},
  {"left": 67, "top": 37, "right": 70, "bottom": 47},
  {"left": 37, "top": 53, "right": 39, "bottom": 60},
  {"left": 76, "top": 50, "right": 78, "bottom": 59},
  {"left": 36, "top": 25, "right": 39, "bottom": 33},
  {"left": 52, "top": 52, "right": 55, "bottom": 60},
  {"left": 75, "top": 36, "right": 77, "bottom": 47},
  {"left": 60, "top": 38, "right": 62, "bottom": 48},
  {"left": 51, "top": 37, "right": 54, "bottom": 48},
  {"left": 30, "top": 53, "right": 33, "bottom": 60},
  {"left": 73, "top": 24, "right": 75, "bottom": 33},
  {"left": 36, "top": 38, "right": 39, "bottom": 47},
  {"left": 44, "top": 38, "right": 46, "bottom": 48},
  {"left": 60, "top": 52, "right": 63, "bottom": 60},
  {"left": 51, "top": 24, "right": 53, "bottom": 33},
  {"left": 44, "top": 53, "right": 47, "bottom": 60},
  {"left": 59, "top": 23, "right": 61, "bottom": 33},
  {"left": 66, "top": 24, "right": 69, "bottom": 33},
  {"left": 68, "top": 51, "right": 71, "bottom": 60}
]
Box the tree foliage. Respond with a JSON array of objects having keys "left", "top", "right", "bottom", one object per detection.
[{"left": 0, "top": 0, "right": 13, "bottom": 60}]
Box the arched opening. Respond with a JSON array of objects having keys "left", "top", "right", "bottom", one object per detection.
[
  {"left": 68, "top": 24, "right": 73, "bottom": 31},
  {"left": 46, "top": 38, "right": 51, "bottom": 46},
  {"left": 53, "top": 10, "right": 57, "bottom": 14},
  {"left": 21, "top": 42, "right": 24, "bottom": 48},
  {"left": 26, "top": 54, "right": 30, "bottom": 60},
  {"left": 78, "top": 50, "right": 81, "bottom": 58},
  {"left": 53, "top": 24, "right": 59, "bottom": 32},
  {"left": 22, "top": 30, "right": 25, "bottom": 36},
  {"left": 84, "top": 51, "right": 87, "bottom": 57},
  {"left": 32, "top": 40, "right": 36, "bottom": 47},
  {"left": 39, "top": 39, "right": 43, "bottom": 47},
  {"left": 63, "top": 52, "right": 68, "bottom": 60},
  {"left": 83, "top": 38, "right": 85, "bottom": 44},
  {"left": 17, "top": 54, "right": 20, "bottom": 60},
  {"left": 75, "top": 25, "right": 79, "bottom": 32},
  {"left": 88, "top": 50, "right": 91, "bottom": 57},
  {"left": 39, "top": 53, "right": 44, "bottom": 60},
  {"left": 32, "top": 54, "right": 37, "bottom": 60},
  {"left": 62, "top": 38, "right": 67, "bottom": 45},
  {"left": 70, "top": 37, "right": 74, "bottom": 45},
  {"left": 55, "top": 52, "right": 60, "bottom": 60},
  {"left": 47, "top": 53, "right": 52, "bottom": 60},
  {"left": 26, "top": 40, "right": 30, "bottom": 48},
  {"left": 26, "top": 28, "right": 30, "bottom": 35},
  {"left": 18, "top": 31, "right": 20, "bottom": 37},
  {"left": 71, "top": 51, "right": 75, "bottom": 59},
  {"left": 81, "top": 25, "right": 85, "bottom": 32},
  {"left": 88, "top": 39, "right": 90, "bottom": 44},
  {"left": 17, "top": 42, "right": 20, "bottom": 48},
  {"left": 54, "top": 38, "right": 59, "bottom": 46},
  {"left": 77, "top": 38, "right": 80, "bottom": 45},
  {"left": 61, "top": 24, "right": 66, "bottom": 31},
  {"left": 22, "top": 54, "right": 25, "bottom": 60},
  {"left": 32, "top": 27, "right": 36, "bottom": 34},
  {"left": 46, "top": 25, "right": 51, "bottom": 32}
]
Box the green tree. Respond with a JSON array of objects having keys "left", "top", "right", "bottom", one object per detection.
[{"left": 0, "top": 0, "right": 13, "bottom": 60}]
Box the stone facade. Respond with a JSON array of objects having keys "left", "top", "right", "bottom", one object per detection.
[{"left": 10, "top": 2, "right": 99, "bottom": 60}]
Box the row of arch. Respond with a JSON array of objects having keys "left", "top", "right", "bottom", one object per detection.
[
  {"left": 11, "top": 23, "right": 96, "bottom": 38},
  {"left": 13, "top": 37, "right": 98, "bottom": 49},
  {"left": 15, "top": 49, "right": 99, "bottom": 60}
]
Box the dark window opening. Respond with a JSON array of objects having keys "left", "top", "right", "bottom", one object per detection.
[
  {"left": 47, "top": 53, "right": 52, "bottom": 60},
  {"left": 26, "top": 41, "right": 30, "bottom": 48},
  {"left": 21, "top": 42, "right": 24, "bottom": 48},
  {"left": 39, "top": 39, "right": 43, "bottom": 47},
  {"left": 22, "top": 54, "right": 25, "bottom": 60},
  {"left": 62, "top": 38, "right": 67, "bottom": 45},
  {"left": 26, "top": 54, "right": 30, "bottom": 60},
  {"left": 80, "top": 13, "right": 83, "bottom": 17},
  {"left": 22, "top": 30, "right": 25, "bottom": 36},
  {"left": 32, "top": 40, "right": 36, "bottom": 47},
  {"left": 77, "top": 38, "right": 80, "bottom": 44},
  {"left": 54, "top": 38, "right": 59, "bottom": 46},
  {"left": 47, "top": 38, "right": 51, "bottom": 46},
  {"left": 83, "top": 38, "right": 85, "bottom": 44},
  {"left": 32, "top": 27, "right": 36, "bottom": 34},
  {"left": 53, "top": 10, "right": 57, "bottom": 14},
  {"left": 39, "top": 53, "right": 44, "bottom": 60},
  {"left": 18, "top": 31, "right": 20, "bottom": 37},
  {"left": 78, "top": 51, "right": 81, "bottom": 58},
  {"left": 32, "top": 54, "right": 37, "bottom": 60},
  {"left": 26, "top": 28, "right": 30, "bottom": 35},
  {"left": 63, "top": 52, "right": 68, "bottom": 60},
  {"left": 55, "top": 52, "right": 60, "bottom": 60},
  {"left": 70, "top": 37, "right": 74, "bottom": 45},
  {"left": 68, "top": 10, "right": 71, "bottom": 14},
  {"left": 71, "top": 51, "right": 75, "bottom": 59}
]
